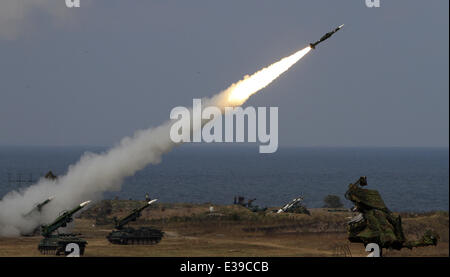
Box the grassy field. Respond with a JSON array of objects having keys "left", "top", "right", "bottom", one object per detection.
[{"left": 0, "top": 201, "right": 448, "bottom": 257}]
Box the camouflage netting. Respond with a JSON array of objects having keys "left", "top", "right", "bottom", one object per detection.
[
  {"left": 345, "top": 177, "right": 439, "bottom": 251},
  {"left": 345, "top": 185, "right": 389, "bottom": 212}
]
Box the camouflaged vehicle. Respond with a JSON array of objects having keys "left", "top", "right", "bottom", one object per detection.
[{"left": 345, "top": 176, "right": 439, "bottom": 253}]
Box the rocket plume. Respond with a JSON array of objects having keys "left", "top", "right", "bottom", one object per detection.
[
  {"left": 0, "top": 46, "right": 311, "bottom": 236},
  {"left": 225, "top": 47, "right": 311, "bottom": 106}
]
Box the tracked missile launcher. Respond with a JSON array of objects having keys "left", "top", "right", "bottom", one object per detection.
[
  {"left": 38, "top": 201, "right": 90, "bottom": 256},
  {"left": 21, "top": 196, "right": 54, "bottom": 236},
  {"left": 24, "top": 196, "right": 54, "bottom": 218},
  {"left": 277, "top": 196, "right": 310, "bottom": 215},
  {"left": 106, "top": 227, "right": 163, "bottom": 245},
  {"left": 106, "top": 199, "right": 164, "bottom": 245},
  {"left": 38, "top": 234, "right": 87, "bottom": 255}
]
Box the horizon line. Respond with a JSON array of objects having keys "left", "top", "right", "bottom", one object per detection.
[{"left": 0, "top": 144, "right": 448, "bottom": 149}]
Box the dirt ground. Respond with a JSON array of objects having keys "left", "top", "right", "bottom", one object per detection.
[{"left": 0, "top": 201, "right": 448, "bottom": 257}]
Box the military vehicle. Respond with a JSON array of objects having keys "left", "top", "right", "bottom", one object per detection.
[
  {"left": 247, "top": 203, "right": 267, "bottom": 213},
  {"left": 21, "top": 196, "right": 55, "bottom": 236},
  {"left": 106, "top": 199, "right": 164, "bottom": 245},
  {"left": 38, "top": 201, "right": 90, "bottom": 256},
  {"left": 24, "top": 196, "right": 54, "bottom": 218},
  {"left": 234, "top": 196, "right": 267, "bottom": 213},
  {"left": 345, "top": 176, "right": 439, "bottom": 255},
  {"left": 277, "top": 196, "right": 310, "bottom": 215}
]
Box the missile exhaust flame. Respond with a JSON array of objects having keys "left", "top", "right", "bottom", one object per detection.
[
  {"left": 0, "top": 45, "right": 312, "bottom": 236},
  {"left": 226, "top": 47, "right": 311, "bottom": 105}
]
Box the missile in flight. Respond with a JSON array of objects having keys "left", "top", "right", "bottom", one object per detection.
[{"left": 309, "top": 24, "right": 344, "bottom": 49}]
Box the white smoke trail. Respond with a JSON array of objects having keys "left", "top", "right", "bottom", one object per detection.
[{"left": 0, "top": 46, "right": 311, "bottom": 236}]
